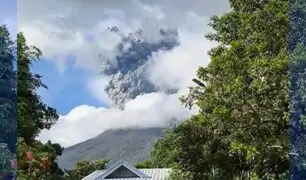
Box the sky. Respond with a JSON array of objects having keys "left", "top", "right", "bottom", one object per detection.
[
  {"left": 2, "top": 0, "right": 230, "bottom": 147},
  {"left": 1, "top": 0, "right": 16, "bottom": 38}
]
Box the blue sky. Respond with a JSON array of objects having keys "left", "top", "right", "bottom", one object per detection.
[
  {"left": 31, "top": 57, "right": 106, "bottom": 114},
  {"left": 1, "top": 0, "right": 16, "bottom": 38},
  {"left": 2, "top": 0, "right": 105, "bottom": 114},
  {"left": 1, "top": 0, "right": 16, "bottom": 19}
]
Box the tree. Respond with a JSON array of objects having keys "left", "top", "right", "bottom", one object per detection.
[
  {"left": 16, "top": 33, "right": 65, "bottom": 179},
  {"left": 149, "top": 0, "right": 290, "bottom": 179},
  {"left": 134, "top": 160, "right": 154, "bottom": 169},
  {"left": 0, "top": 143, "right": 16, "bottom": 178},
  {"left": 17, "top": 138, "right": 64, "bottom": 180},
  {"left": 17, "top": 32, "right": 58, "bottom": 143},
  {"left": 184, "top": 0, "right": 289, "bottom": 178},
  {"left": 135, "top": 124, "right": 181, "bottom": 169},
  {"left": 0, "top": 24, "right": 17, "bottom": 179},
  {"left": 289, "top": 0, "right": 306, "bottom": 179},
  {"left": 65, "top": 159, "right": 109, "bottom": 180},
  {"left": 0, "top": 25, "right": 17, "bottom": 154}
]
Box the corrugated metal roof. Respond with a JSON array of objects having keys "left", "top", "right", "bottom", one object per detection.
[
  {"left": 82, "top": 168, "right": 171, "bottom": 180},
  {"left": 82, "top": 170, "right": 106, "bottom": 180},
  {"left": 82, "top": 160, "right": 171, "bottom": 180},
  {"left": 140, "top": 168, "right": 171, "bottom": 179}
]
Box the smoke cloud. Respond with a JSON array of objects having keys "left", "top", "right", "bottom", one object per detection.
[{"left": 99, "top": 27, "right": 179, "bottom": 108}]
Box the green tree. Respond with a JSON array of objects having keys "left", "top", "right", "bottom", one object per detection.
[
  {"left": 183, "top": 0, "right": 289, "bottom": 178},
  {"left": 16, "top": 32, "right": 65, "bottom": 179},
  {"left": 0, "top": 25, "right": 17, "bottom": 153},
  {"left": 17, "top": 137, "right": 64, "bottom": 180},
  {"left": 134, "top": 160, "right": 154, "bottom": 169},
  {"left": 168, "top": 164, "right": 192, "bottom": 180},
  {"left": 289, "top": 0, "right": 306, "bottom": 179},
  {"left": 17, "top": 32, "right": 58, "bottom": 143},
  {"left": 65, "top": 159, "right": 109, "bottom": 179},
  {"left": 135, "top": 124, "right": 181, "bottom": 169},
  {"left": 0, "top": 24, "right": 17, "bottom": 179},
  {"left": 0, "top": 144, "right": 16, "bottom": 178},
  {"left": 149, "top": 0, "right": 290, "bottom": 179}
]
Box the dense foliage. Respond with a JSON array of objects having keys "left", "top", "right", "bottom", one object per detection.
[
  {"left": 135, "top": 128, "right": 179, "bottom": 169},
  {"left": 141, "top": 0, "right": 296, "bottom": 179},
  {"left": 289, "top": 0, "right": 306, "bottom": 179},
  {"left": 16, "top": 32, "right": 64, "bottom": 179},
  {"left": 0, "top": 144, "right": 16, "bottom": 178},
  {"left": 17, "top": 33, "right": 59, "bottom": 143},
  {"left": 17, "top": 138, "right": 64, "bottom": 179},
  {"left": 15, "top": 32, "right": 109, "bottom": 179},
  {"left": 64, "top": 159, "right": 108, "bottom": 179},
  {"left": 0, "top": 25, "right": 17, "bottom": 179}
]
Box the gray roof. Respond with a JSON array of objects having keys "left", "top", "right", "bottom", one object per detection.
[{"left": 82, "top": 160, "right": 171, "bottom": 180}]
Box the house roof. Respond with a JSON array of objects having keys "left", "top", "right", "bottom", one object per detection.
[{"left": 82, "top": 160, "right": 171, "bottom": 180}]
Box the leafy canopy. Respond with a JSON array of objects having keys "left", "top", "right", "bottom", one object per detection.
[
  {"left": 17, "top": 33, "right": 58, "bottom": 143},
  {"left": 0, "top": 25, "right": 17, "bottom": 153},
  {"left": 15, "top": 32, "right": 109, "bottom": 180},
  {"left": 289, "top": 0, "right": 306, "bottom": 179},
  {"left": 145, "top": 0, "right": 291, "bottom": 179},
  {"left": 65, "top": 159, "right": 109, "bottom": 180}
]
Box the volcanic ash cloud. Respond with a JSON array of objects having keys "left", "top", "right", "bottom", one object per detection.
[{"left": 99, "top": 28, "right": 180, "bottom": 109}]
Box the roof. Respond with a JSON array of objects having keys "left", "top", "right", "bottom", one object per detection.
[{"left": 82, "top": 160, "right": 171, "bottom": 180}]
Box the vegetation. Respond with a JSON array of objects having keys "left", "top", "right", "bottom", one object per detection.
[
  {"left": 15, "top": 32, "right": 108, "bottom": 179},
  {"left": 138, "top": 0, "right": 306, "bottom": 179},
  {"left": 64, "top": 159, "right": 108, "bottom": 179},
  {"left": 134, "top": 127, "right": 179, "bottom": 169},
  {"left": 0, "top": 144, "right": 16, "bottom": 178},
  {"left": 0, "top": 24, "right": 108, "bottom": 179},
  {"left": 0, "top": 25, "right": 17, "bottom": 179},
  {"left": 15, "top": 32, "right": 63, "bottom": 179},
  {"left": 289, "top": 0, "right": 306, "bottom": 179},
  {"left": 17, "top": 33, "right": 59, "bottom": 144}
]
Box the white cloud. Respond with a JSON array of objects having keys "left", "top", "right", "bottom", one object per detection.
[
  {"left": 87, "top": 76, "right": 110, "bottom": 104},
  {"left": 38, "top": 92, "right": 191, "bottom": 147},
  {"left": 18, "top": 0, "right": 228, "bottom": 71},
  {"left": 147, "top": 30, "right": 216, "bottom": 90},
  {"left": 20, "top": 0, "right": 229, "bottom": 146}
]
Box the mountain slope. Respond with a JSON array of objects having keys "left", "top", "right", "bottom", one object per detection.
[{"left": 57, "top": 127, "right": 165, "bottom": 169}]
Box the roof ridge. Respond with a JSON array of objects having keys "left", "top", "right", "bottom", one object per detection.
[{"left": 96, "top": 160, "right": 150, "bottom": 179}]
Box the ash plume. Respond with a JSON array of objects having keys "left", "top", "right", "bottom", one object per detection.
[{"left": 100, "top": 27, "right": 180, "bottom": 109}]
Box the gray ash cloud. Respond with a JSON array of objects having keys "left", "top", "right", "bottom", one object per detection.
[{"left": 100, "top": 27, "right": 179, "bottom": 109}]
